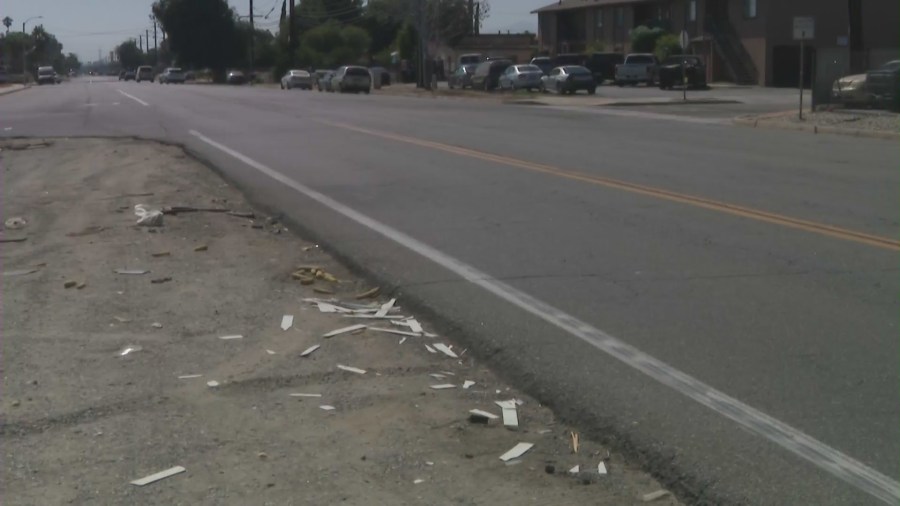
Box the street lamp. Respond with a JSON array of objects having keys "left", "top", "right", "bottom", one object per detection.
[{"left": 22, "top": 15, "right": 43, "bottom": 83}]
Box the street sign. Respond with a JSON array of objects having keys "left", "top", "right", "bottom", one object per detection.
[{"left": 793, "top": 17, "right": 815, "bottom": 40}]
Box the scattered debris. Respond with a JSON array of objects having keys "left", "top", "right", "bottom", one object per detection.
[
  {"left": 374, "top": 298, "right": 396, "bottom": 317},
  {"left": 66, "top": 225, "right": 105, "bottom": 237},
  {"left": 151, "top": 251, "right": 171, "bottom": 257},
  {"left": 151, "top": 277, "right": 172, "bottom": 284},
  {"left": 495, "top": 400, "right": 519, "bottom": 430},
  {"left": 177, "top": 374, "right": 202, "bottom": 379},
  {"left": 568, "top": 465, "right": 580, "bottom": 474},
  {"left": 64, "top": 280, "right": 78, "bottom": 289},
  {"left": 468, "top": 409, "right": 499, "bottom": 423},
  {"left": 406, "top": 319, "right": 423, "bottom": 333},
  {"left": 432, "top": 343, "right": 458, "bottom": 358},
  {"left": 319, "top": 405, "right": 336, "bottom": 411},
  {"left": 115, "top": 269, "right": 149, "bottom": 275},
  {"left": 0, "top": 237, "right": 27, "bottom": 243},
  {"left": 462, "top": 380, "right": 475, "bottom": 389},
  {"left": 113, "top": 316, "right": 131, "bottom": 323},
  {"left": 570, "top": 431, "right": 579, "bottom": 454},
  {"left": 316, "top": 302, "right": 350, "bottom": 313},
  {"left": 300, "top": 344, "right": 320, "bottom": 357},
  {"left": 369, "top": 327, "right": 420, "bottom": 337},
  {"left": 641, "top": 490, "right": 672, "bottom": 502},
  {"left": 289, "top": 393, "right": 322, "bottom": 398},
  {"left": 3, "top": 268, "right": 38, "bottom": 277},
  {"left": 151, "top": 322, "right": 163, "bottom": 328},
  {"left": 118, "top": 345, "right": 142, "bottom": 357},
  {"left": 399, "top": 337, "right": 407, "bottom": 345},
  {"left": 499, "top": 442, "right": 534, "bottom": 462},
  {"left": 162, "top": 206, "right": 228, "bottom": 215},
  {"left": 207, "top": 380, "right": 220, "bottom": 387},
  {"left": 323, "top": 324, "right": 366, "bottom": 338},
  {"left": 265, "top": 349, "right": 277, "bottom": 355},
  {"left": 345, "top": 314, "right": 404, "bottom": 320},
  {"left": 313, "top": 286, "right": 334, "bottom": 295},
  {"left": 429, "top": 373, "right": 447, "bottom": 379},
  {"left": 257, "top": 452, "right": 268, "bottom": 460},
  {"left": 355, "top": 287, "right": 380, "bottom": 299},
  {"left": 218, "top": 335, "right": 244, "bottom": 340},
  {"left": 337, "top": 364, "right": 367, "bottom": 375},
  {"left": 4, "top": 216, "right": 27, "bottom": 229},
  {"left": 281, "top": 315, "right": 294, "bottom": 331},
  {"left": 598, "top": 462, "right": 608, "bottom": 476},
  {"left": 130, "top": 466, "right": 186, "bottom": 486},
  {"left": 193, "top": 245, "right": 208, "bottom": 252},
  {"left": 77, "top": 282, "right": 87, "bottom": 289},
  {"left": 424, "top": 344, "right": 437, "bottom": 354},
  {"left": 134, "top": 205, "right": 164, "bottom": 227},
  {"left": 413, "top": 479, "right": 425, "bottom": 484},
  {"left": 227, "top": 211, "right": 255, "bottom": 219},
  {"left": 430, "top": 384, "right": 456, "bottom": 390}
]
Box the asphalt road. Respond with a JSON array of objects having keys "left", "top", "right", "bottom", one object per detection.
[{"left": 3, "top": 78, "right": 898, "bottom": 505}]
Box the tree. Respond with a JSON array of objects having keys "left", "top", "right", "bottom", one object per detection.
[
  {"left": 63, "top": 53, "right": 82, "bottom": 72},
  {"left": 427, "top": 0, "right": 477, "bottom": 46},
  {"left": 653, "top": 34, "right": 682, "bottom": 61},
  {"left": 116, "top": 39, "right": 143, "bottom": 69},
  {"left": 152, "top": 0, "right": 241, "bottom": 78},
  {"left": 630, "top": 25, "right": 666, "bottom": 53},
  {"left": 2, "top": 16, "right": 12, "bottom": 34},
  {"left": 395, "top": 20, "right": 416, "bottom": 61}
]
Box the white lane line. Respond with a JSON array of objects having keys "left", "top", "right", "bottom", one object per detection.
[
  {"left": 187, "top": 129, "right": 899, "bottom": 505},
  {"left": 117, "top": 89, "right": 149, "bottom": 107}
]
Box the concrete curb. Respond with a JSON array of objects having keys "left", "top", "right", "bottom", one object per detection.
[
  {"left": 0, "top": 84, "right": 28, "bottom": 97},
  {"left": 733, "top": 115, "right": 900, "bottom": 140},
  {"left": 602, "top": 98, "right": 742, "bottom": 107}
]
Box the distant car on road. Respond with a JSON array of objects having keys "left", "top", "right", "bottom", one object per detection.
[
  {"left": 136, "top": 65, "right": 154, "bottom": 83},
  {"left": 332, "top": 66, "right": 371, "bottom": 94},
  {"left": 540, "top": 65, "right": 596, "bottom": 95},
  {"left": 448, "top": 64, "right": 477, "bottom": 89},
  {"left": 498, "top": 64, "right": 543, "bottom": 91},
  {"left": 280, "top": 70, "right": 313, "bottom": 90},
  {"left": 226, "top": 70, "right": 246, "bottom": 85},
  {"left": 615, "top": 53, "right": 658, "bottom": 86},
  {"left": 657, "top": 55, "right": 707, "bottom": 89},
  {"left": 471, "top": 59, "right": 512, "bottom": 91},
  {"left": 318, "top": 71, "right": 336, "bottom": 92},
  {"left": 37, "top": 66, "right": 57, "bottom": 85},
  {"left": 158, "top": 67, "right": 185, "bottom": 84}
]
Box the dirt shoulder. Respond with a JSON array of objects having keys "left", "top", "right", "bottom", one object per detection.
[
  {"left": 734, "top": 109, "right": 899, "bottom": 140},
  {"left": 1, "top": 138, "right": 679, "bottom": 505}
]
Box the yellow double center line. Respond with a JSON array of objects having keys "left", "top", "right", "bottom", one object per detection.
[{"left": 321, "top": 120, "right": 899, "bottom": 252}]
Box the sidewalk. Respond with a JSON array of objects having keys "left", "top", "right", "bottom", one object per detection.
[
  {"left": 1, "top": 138, "right": 680, "bottom": 505},
  {"left": 0, "top": 84, "right": 27, "bottom": 96}
]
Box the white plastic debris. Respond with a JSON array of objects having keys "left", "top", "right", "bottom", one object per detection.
[
  {"left": 462, "top": 380, "right": 475, "bottom": 389},
  {"left": 317, "top": 302, "right": 351, "bottom": 313},
  {"left": 300, "top": 344, "right": 320, "bottom": 357},
  {"left": 281, "top": 315, "right": 294, "bottom": 331},
  {"left": 432, "top": 343, "right": 458, "bottom": 358},
  {"left": 177, "top": 374, "right": 202, "bottom": 379},
  {"left": 207, "top": 380, "right": 220, "bottom": 387},
  {"left": 424, "top": 344, "right": 437, "bottom": 354},
  {"left": 219, "top": 335, "right": 243, "bottom": 340},
  {"left": 406, "top": 319, "right": 423, "bottom": 333},
  {"left": 413, "top": 479, "right": 425, "bottom": 484},
  {"left": 374, "top": 298, "right": 396, "bottom": 317},
  {"left": 151, "top": 322, "right": 163, "bottom": 328},
  {"left": 265, "top": 349, "right": 277, "bottom": 355},
  {"left": 495, "top": 400, "right": 519, "bottom": 429},
  {"left": 430, "top": 384, "right": 456, "bottom": 390},
  {"left": 3, "top": 269, "right": 38, "bottom": 277},
  {"left": 399, "top": 337, "right": 407, "bottom": 345},
  {"left": 642, "top": 490, "right": 671, "bottom": 502},
  {"left": 4, "top": 216, "right": 27, "bottom": 229},
  {"left": 498, "top": 442, "right": 534, "bottom": 462},
  {"left": 130, "top": 466, "right": 186, "bottom": 486},
  {"left": 369, "top": 327, "right": 420, "bottom": 337},
  {"left": 134, "top": 205, "right": 164, "bottom": 227},
  {"left": 598, "top": 462, "right": 608, "bottom": 475},
  {"left": 319, "top": 405, "right": 336, "bottom": 411},
  {"left": 337, "top": 364, "right": 367, "bottom": 374},
  {"left": 115, "top": 269, "right": 149, "bottom": 275},
  {"left": 118, "top": 345, "right": 142, "bottom": 357},
  {"left": 469, "top": 409, "right": 499, "bottom": 420},
  {"left": 323, "top": 324, "right": 366, "bottom": 338},
  {"left": 429, "top": 373, "right": 447, "bottom": 379},
  {"left": 568, "top": 465, "right": 580, "bottom": 474},
  {"left": 289, "top": 393, "right": 322, "bottom": 398}
]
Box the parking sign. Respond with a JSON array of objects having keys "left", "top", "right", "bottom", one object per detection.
[{"left": 793, "top": 17, "right": 815, "bottom": 40}]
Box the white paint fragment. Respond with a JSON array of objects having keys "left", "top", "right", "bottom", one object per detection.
[
  {"left": 206, "top": 380, "right": 220, "bottom": 387},
  {"left": 499, "top": 442, "right": 534, "bottom": 462},
  {"left": 319, "top": 405, "right": 336, "bottom": 411},
  {"left": 265, "top": 349, "right": 277, "bottom": 355},
  {"left": 177, "top": 374, "right": 202, "bottom": 379},
  {"left": 598, "top": 461, "right": 608, "bottom": 475},
  {"left": 430, "top": 384, "right": 456, "bottom": 390},
  {"left": 369, "top": 327, "right": 420, "bottom": 337},
  {"left": 469, "top": 409, "right": 499, "bottom": 420},
  {"left": 462, "top": 380, "right": 475, "bottom": 389},
  {"left": 429, "top": 373, "right": 447, "bottom": 379},
  {"left": 432, "top": 343, "right": 458, "bottom": 358},
  {"left": 374, "top": 298, "right": 396, "bottom": 317},
  {"left": 300, "top": 344, "right": 320, "bottom": 357},
  {"left": 281, "top": 315, "right": 294, "bottom": 331},
  {"left": 130, "top": 466, "right": 186, "bottom": 486},
  {"left": 289, "top": 393, "right": 322, "bottom": 398},
  {"left": 413, "top": 479, "right": 425, "bottom": 484},
  {"left": 323, "top": 324, "right": 367, "bottom": 338},
  {"left": 219, "top": 335, "right": 243, "bottom": 340},
  {"left": 406, "top": 319, "right": 423, "bottom": 333},
  {"left": 568, "top": 465, "right": 580, "bottom": 474},
  {"left": 424, "top": 344, "right": 437, "bottom": 354},
  {"left": 337, "top": 364, "right": 367, "bottom": 374}
]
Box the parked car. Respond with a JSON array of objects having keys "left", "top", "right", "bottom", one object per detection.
[
  {"left": 124, "top": 69, "right": 136, "bottom": 81},
  {"left": 614, "top": 53, "right": 658, "bottom": 86},
  {"left": 864, "top": 60, "right": 900, "bottom": 110},
  {"left": 158, "top": 67, "right": 185, "bottom": 84},
  {"left": 184, "top": 71, "right": 196, "bottom": 81},
  {"left": 332, "top": 66, "right": 371, "bottom": 93},
  {"left": 498, "top": 64, "right": 543, "bottom": 91},
  {"left": 369, "top": 66, "right": 391, "bottom": 86},
  {"left": 530, "top": 56, "right": 554, "bottom": 75},
  {"left": 540, "top": 65, "right": 596, "bottom": 95},
  {"left": 458, "top": 53, "right": 483, "bottom": 66},
  {"left": 585, "top": 52, "right": 624, "bottom": 83},
  {"left": 280, "top": 69, "right": 313, "bottom": 90},
  {"left": 136, "top": 65, "right": 154, "bottom": 83},
  {"left": 226, "top": 70, "right": 246, "bottom": 85},
  {"left": 53, "top": 71, "right": 63, "bottom": 84},
  {"left": 318, "top": 71, "right": 336, "bottom": 92},
  {"left": 471, "top": 59, "right": 512, "bottom": 91},
  {"left": 657, "top": 55, "right": 707, "bottom": 89},
  {"left": 448, "top": 64, "right": 477, "bottom": 89},
  {"left": 37, "top": 66, "right": 56, "bottom": 85},
  {"left": 553, "top": 53, "right": 587, "bottom": 67}
]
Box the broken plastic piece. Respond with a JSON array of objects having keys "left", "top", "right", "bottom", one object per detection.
[
  {"left": 374, "top": 298, "right": 396, "bottom": 318},
  {"left": 495, "top": 400, "right": 519, "bottom": 429},
  {"left": 4, "top": 216, "right": 27, "bottom": 229},
  {"left": 118, "top": 345, "right": 143, "bottom": 357},
  {"left": 430, "top": 384, "right": 456, "bottom": 390},
  {"left": 319, "top": 405, "right": 336, "bottom": 411},
  {"left": 569, "top": 465, "right": 580, "bottom": 474},
  {"left": 432, "top": 343, "right": 458, "bottom": 358},
  {"left": 469, "top": 409, "right": 499, "bottom": 420},
  {"left": 207, "top": 380, "right": 220, "bottom": 387},
  {"left": 399, "top": 337, "right": 407, "bottom": 345},
  {"left": 424, "top": 344, "right": 437, "bottom": 354},
  {"left": 130, "top": 466, "right": 186, "bottom": 486},
  {"left": 413, "top": 479, "right": 425, "bottom": 484},
  {"left": 178, "top": 374, "right": 202, "bottom": 379},
  {"left": 598, "top": 462, "right": 608, "bottom": 475},
  {"left": 337, "top": 364, "right": 367, "bottom": 374},
  {"left": 134, "top": 205, "right": 164, "bottom": 227},
  {"left": 265, "top": 349, "right": 277, "bottom": 355},
  {"left": 462, "top": 380, "right": 475, "bottom": 389},
  {"left": 281, "top": 315, "right": 294, "bottom": 331},
  {"left": 571, "top": 431, "right": 579, "bottom": 454},
  {"left": 429, "top": 373, "right": 447, "bottom": 379},
  {"left": 219, "top": 335, "right": 244, "bottom": 340},
  {"left": 406, "top": 319, "right": 423, "bottom": 333},
  {"left": 115, "top": 269, "right": 149, "bottom": 275},
  {"left": 300, "top": 344, "right": 320, "bottom": 357},
  {"left": 151, "top": 322, "right": 163, "bottom": 328},
  {"left": 323, "top": 324, "right": 367, "bottom": 338},
  {"left": 289, "top": 393, "right": 322, "bottom": 398},
  {"left": 369, "top": 327, "right": 419, "bottom": 337},
  {"left": 499, "top": 442, "right": 534, "bottom": 462},
  {"left": 642, "top": 490, "right": 671, "bottom": 502}
]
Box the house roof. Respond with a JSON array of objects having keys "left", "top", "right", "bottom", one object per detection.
[{"left": 531, "top": 0, "right": 646, "bottom": 14}]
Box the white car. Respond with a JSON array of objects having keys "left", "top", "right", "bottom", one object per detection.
[
  {"left": 332, "top": 66, "right": 371, "bottom": 94},
  {"left": 614, "top": 53, "right": 659, "bottom": 86},
  {"left": 158, "top": 67, "right": 185, "bottom": 84},
  {"left": 280, "top": 70, "right": 313, "bottom": 90}
]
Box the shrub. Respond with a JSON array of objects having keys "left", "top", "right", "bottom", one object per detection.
[
  {"left": 654, "top": 34, "right": 683, "bottom": 61},
  {"left": 630, "top": 25, "right": 665, "bottom": 53}
]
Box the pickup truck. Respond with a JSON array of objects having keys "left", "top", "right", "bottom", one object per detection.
[{"left": 614, "top": 53, "right": 658, "bottom": 86}]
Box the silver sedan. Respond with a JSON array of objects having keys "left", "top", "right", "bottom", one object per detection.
[
  {"left": 280, "top": 70, "right": 313, "bottom": 90},
  {"left": 498, "top": 64, "right": 544, "bottom": 91}
]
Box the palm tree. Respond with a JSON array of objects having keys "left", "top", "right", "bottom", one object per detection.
[{"left": 2, "top": 16, "right": 12, "bottom": 34}]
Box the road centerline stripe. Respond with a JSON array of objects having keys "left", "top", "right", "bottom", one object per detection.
[
  {"left": 188, "top": 128, "right": 899, "bottom": 504},
  {"left": 317, "top": 120, "right": 898, "bottom": 252},
  {"left": 117, "top": 89, "right": 149, "bottom": 107}
]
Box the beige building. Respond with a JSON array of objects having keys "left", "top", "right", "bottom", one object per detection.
[{"left": 533, "top": 0, "right": 898, "bottom": 86}]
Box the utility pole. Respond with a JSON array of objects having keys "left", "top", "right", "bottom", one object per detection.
[
  {"left": 250, "top": 0, "right": 255, "bottom": 75},
  {"left": 146, "top": 28, "right": 150, "bottom": 61},
  {"left": 415, "top": 0, "right": 424, "bottom": 88},
  {"left": 138, "top": 34, "right": 143, "bottom": 52},
  {"left": 288, "top": 0, "right": 295, "bottom": 67},
  {"left": 152, "top": 17, "right": 158, "bottom": 65}
]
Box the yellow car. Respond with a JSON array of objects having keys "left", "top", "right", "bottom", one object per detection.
[{"left": 832, "top": 73, "right": 871, "bottom": 106}]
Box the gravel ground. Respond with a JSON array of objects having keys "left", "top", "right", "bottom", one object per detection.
[
  {"left": 1, "top": 138, "right": 680, "bottom": 505},
  {"left": 744, "top": 109, "right": 899, "bottom": 136}
]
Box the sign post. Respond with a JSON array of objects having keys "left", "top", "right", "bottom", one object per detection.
[
  {"left": 680, "top": 30, "right": 690, "bottom": 102},
  {"left": 793, "top": 17, "right": 815, "bottom": 120}
]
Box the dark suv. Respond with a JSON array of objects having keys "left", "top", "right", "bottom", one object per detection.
[
  {"left": 585, "top": 52, "right": 624, "bottom": 83},
  {"left": 471, "top": 59, "right": 512, "bottom": 91}
]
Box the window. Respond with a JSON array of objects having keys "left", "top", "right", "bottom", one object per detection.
[
  {"left": 743, "top": 0, "right": 757, "bottom": 18},
  {"left": 615, "top": 6, "right": 624, "bottom": 27},
  {"left": 688, "top": 0, "right": 697, "bottom": 22}
]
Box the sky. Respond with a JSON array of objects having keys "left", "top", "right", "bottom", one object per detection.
[{"left": 2, "top": 0, "right": 551, "bottom": 62}]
